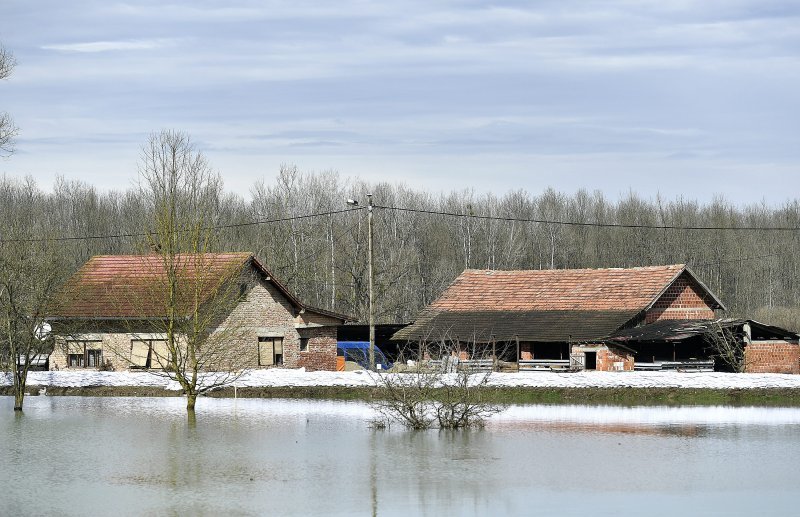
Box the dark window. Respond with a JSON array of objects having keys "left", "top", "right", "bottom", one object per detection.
[
  {"left": 65, "top": 341, "right": 102, "bottom": 368},
  {"left": 86, "top": 349, "right": 102, "bottom": 368},
  {"left": 299, "top": 337, "right": 309, "bottom": 352}
]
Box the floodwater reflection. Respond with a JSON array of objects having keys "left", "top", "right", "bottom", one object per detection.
[{"left": 1, "top": 397, "right": 799, "bottom": 516}]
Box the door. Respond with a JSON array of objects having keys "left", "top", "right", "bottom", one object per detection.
[{"left": 584, "top": 351, "right": 597, "bottom": 370}]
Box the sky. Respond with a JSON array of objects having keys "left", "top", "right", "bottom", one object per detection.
[{"left": 1, "top": 0, "right": 799, "bottom": 203}]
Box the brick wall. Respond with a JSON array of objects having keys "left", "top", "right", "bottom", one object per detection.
[
  {"left": 745, "top": 341, "right": 800, "bottom": 374},
  {"left": 571, "top": 344, "right": 634, "bottom": 371},
  {"left": 297, "top": 326, "right": 338, "bottom": 371},
  {"left": 597, "top": 347, "right": 635, "bottom": 371},
  {"left": 646, "top": 273, "right": 716, "bottom": 323}
]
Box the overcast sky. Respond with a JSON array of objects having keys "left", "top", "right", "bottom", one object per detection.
[{"left": 2, "top": 1, "right": 799, "bottom": 203}]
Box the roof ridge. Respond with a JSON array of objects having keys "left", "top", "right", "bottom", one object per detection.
[
  {"left": 462, "top": 264, "right": 686, "bottom": 274},
  {"left": 88, "top": 251, "right": 253, "bottom": 259}
]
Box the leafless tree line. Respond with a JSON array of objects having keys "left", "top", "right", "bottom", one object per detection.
[
  {"left": 2, "top": 169, "right": 799, "bottom": 330},
  {"left": 0, "top": 44, "right": 17, "bottom": 156}
]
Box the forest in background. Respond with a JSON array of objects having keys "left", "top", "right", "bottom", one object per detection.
[{"left": 1, "top": 165, "right": 799, "bottom": 330}]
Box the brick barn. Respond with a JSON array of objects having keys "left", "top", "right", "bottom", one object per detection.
[
  {"left": 394, "top": 264, "right": 800, "bottom": 373},
  {"left": 48, "top": 253, "right": 351, "bottom": 372}
]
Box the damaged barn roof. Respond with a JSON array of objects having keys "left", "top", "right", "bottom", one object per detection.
[{"left": 607, "top": 319, "right": 800, "bottom": 343}]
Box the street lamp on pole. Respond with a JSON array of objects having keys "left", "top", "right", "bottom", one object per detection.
[{"left": 347, "top": 195, "right": 375, "bottom": 371}]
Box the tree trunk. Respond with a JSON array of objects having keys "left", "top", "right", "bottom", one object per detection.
[
  {"left": 14, "top": 389, "right": 24, "bottom": 411},
  {"left": 13, "top": 369, "right": 25, "bottom": 411},
  {"left": 186, "top": 392, "right": 197, "bottom": 412}
]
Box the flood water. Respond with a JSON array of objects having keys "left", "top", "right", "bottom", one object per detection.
[{"left": 2, "top": 397, "right": 799, "bottom": 517}]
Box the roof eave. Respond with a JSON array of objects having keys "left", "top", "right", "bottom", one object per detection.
[{"left": 303, "top": 305, "right": 356, "bottom": 322}]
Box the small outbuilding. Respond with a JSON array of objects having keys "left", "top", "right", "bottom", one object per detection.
[{"left": 607, "top": 319, "right": 800, "bottom": 373}]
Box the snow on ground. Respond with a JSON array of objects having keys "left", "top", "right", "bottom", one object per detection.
[{"left": 5, "top": 369, "right": 800, "bottom": 390}]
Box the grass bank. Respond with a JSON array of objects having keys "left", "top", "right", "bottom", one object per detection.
[{"left": 6, "top": 385, "right": 800, "bottom": 406}]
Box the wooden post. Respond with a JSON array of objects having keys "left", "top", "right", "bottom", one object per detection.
[
  {"left": 515, "top": 335, "right": 520, "bottom": 372},
  {"left": 492, "top": 336, "right": 497, "bottom": 372}
]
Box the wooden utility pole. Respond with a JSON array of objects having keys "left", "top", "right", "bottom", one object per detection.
[
  {"left": 346, "top": 194, "right": 376, "bottom": 371},
  {"left": 368, "top": 194, "right": 375, "bottom": 371}
]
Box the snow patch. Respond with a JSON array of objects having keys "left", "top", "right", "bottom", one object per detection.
[{"left": 5, "top": 369, "right": 800, "bottom": 390}]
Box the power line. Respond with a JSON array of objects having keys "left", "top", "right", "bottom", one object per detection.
[
  {"left": 375, "top": 204, "right": 800, "bottom": 232},
  {"left": 0, "top": 207, "right": 364, "bottom": 245},
  {"left": 691, "top": 253, "right": 784, "bottom": 268}
]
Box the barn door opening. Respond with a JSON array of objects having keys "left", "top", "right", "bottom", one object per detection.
[{"left": 584, "top": 352, "right": 597, "bottom": 370}]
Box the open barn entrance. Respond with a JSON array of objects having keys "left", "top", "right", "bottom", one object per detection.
[{"left": 584, "top": 352, "right": 597, "bottom": 370}]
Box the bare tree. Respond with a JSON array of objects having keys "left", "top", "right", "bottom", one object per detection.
[
  {"left": 0, "top": 44, "right": 18, "bottom": 156},
  {"left": 133, "top": 130, "right": 249, "bottom": 412},
  {"left": 370, "top": 338, "right": 503, "bottom": 429},
  {"left": 704, "top": 321, "right": 747, "bottom": 373},
  {"left": 0, "top": 180, "right": 65, "bottom": 411}
]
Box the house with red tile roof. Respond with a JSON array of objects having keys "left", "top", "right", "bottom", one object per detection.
[
  {"left": 48, "top": 253, "right": 352, "bottom": 372},
  {"left": 395, "top": 264, "right": 732, "bottom": 371}
]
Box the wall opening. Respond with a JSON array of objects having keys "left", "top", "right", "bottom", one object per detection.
[{"left": 584, "top": 351, "right": 597, "bottom": 370}]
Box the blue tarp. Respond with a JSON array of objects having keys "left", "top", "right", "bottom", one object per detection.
[{"left": 337, "top": 341, "right": 371, "bottom": 349}]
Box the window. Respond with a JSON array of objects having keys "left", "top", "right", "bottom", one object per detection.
[
  {"left": 67, "top": 352, "right": 84, "bottom": 368},
  {"left": 258, "top": 337, "right": 284, "bottom": 366},
  {"left": 86, "top": 349, "right": 102, "bottom": 368},
  {"left": 130, "top": 339, "right": 169, "bottom": 369},
  {"left": 299, "top": 337, "right": 309, "bottom": 352},
  {"left": 65, "top": 341, "right": 102, "bottom": 368}
]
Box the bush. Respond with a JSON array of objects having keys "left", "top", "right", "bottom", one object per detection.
[{"left": 369, "top": 341, "right": 504, "bottom": 429}]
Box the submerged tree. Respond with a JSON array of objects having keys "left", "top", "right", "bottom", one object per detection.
[
  {"left": 134, "top": 130, "right": 249, "bottom": 412},
  {"left": 0, "top": 180, "right": 65, "bottom": 411},
  {"left": 370, "top": 338, "right": 504, "bottom": 429}
]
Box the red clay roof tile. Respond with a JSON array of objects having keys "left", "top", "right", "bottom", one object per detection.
[
  {"left": 430, "top": 265, "right": 688, "bottom": 312},
  {"left": 53, "top": 253, "right": 253, "bottom": 318}
]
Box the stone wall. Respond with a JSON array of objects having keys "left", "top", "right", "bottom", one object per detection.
[
  {"left": 50, "top": 332, "right": 164, "bottom": 371},
  {"left": 745, "top": 341, "right": 800, "bottom": 374}
]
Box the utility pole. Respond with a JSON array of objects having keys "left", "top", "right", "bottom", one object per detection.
[
  {"left": 347, "top": 194, "right": 376, "bottom": 371},
  {"left": 367, "top": 194, "right": 375, "bottom": 371}
]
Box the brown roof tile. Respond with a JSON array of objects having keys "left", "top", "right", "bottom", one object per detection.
[
  {"left": 52, "top": 253, "right": 353, "bottom": 321},
  {"left": 53, "top": 253, "right": 253, "bottom": 319},
  {"left": 430, "top": 265, "right": 689, "bottom": 312}
]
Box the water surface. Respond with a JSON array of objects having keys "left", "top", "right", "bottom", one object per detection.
[{"left": 1, "top": 397, "right": 798, "bottom": 516}]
